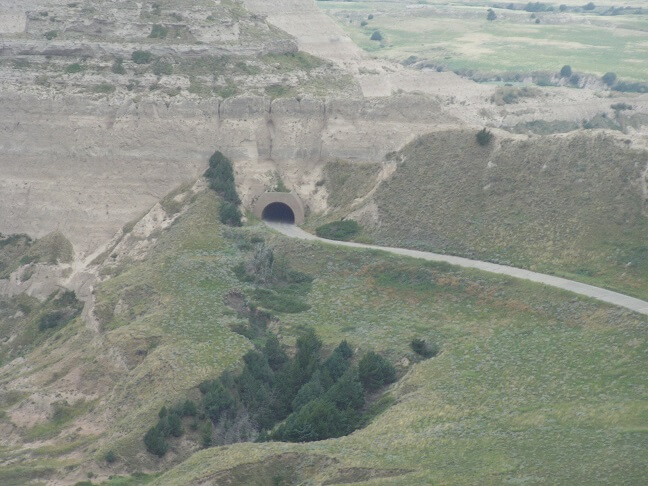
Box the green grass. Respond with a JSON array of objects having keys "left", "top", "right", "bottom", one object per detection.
[
  {"left": 151, "top": 229, "right": 648, "bottom": 484},
  {"left": 24, "top": 400, "right": 93, "bottom": 441},
  {"left": 318, "top": 0, "right": 648, "bottom": 80},
  {"left": 353, "top": 130, "right": 648, "bottom": 300},
  {"left": 3, "top": 187, "right": 647, "bottom": 484},
  {"left": 315, "top": 220, "right": 362, "bottom": 241}
]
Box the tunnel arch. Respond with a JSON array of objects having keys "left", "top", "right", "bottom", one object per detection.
[
  {"left": 253, "top": 192, "right": 305, "bottom": 225},
  {"left": 262, "top": 202, "right": 295, "bottom": 223}
]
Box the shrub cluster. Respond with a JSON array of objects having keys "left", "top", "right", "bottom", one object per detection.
[
  {"left": 143, "top": 401, "right": 198, "bottom": 456},
  {"left": 131, "top": 50, "right": 153, "bottom": 65},
  {"left": 149, "top": 24, "right": 168, "bottom": 39},
  {"left": 476, "top": 128, "right": 494, "bottom": 146},
  {"left": 233, "top": 242, "right": 313, "bottom": 314},
  {"left": 204, "top": 151, "right": 242, "bottom": 226},
  {"left": 145, "top": 328, "right": 398, "bottom": 454},
  {"left": 315, "top": 220, "right": 361, "bottom": 241},
  {"left": 410, "top": 338, "right": 440, "bottom": 359},
  {"left": 38, "top": 290, "right": 83, "bottom": 332},
  {"left": 611, "top": 103, "right": 632, "bottom": 111}
]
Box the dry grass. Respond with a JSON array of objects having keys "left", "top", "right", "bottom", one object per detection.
[{"left": 363, "top": 130, "right": 648, "bottom": 299}]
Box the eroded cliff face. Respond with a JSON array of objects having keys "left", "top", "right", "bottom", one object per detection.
[
  {"left": 0, "top": 0, "right": 463, "bottom": 260},
  {"left": 0, "top": 90, "right": 456, "bottom": 258}
]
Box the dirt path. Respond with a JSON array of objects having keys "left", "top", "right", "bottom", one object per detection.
[{"left": 267, "top": 222, "right": 648, "bottom": 316}]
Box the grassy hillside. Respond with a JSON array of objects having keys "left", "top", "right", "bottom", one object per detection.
[
  {"left": 345, "top": 131, "right": 648, "bottom": 300},
  {"left": 154, "top": 224, "right": 648, "bottom": 484},
  {"left": 1, "top": 188, "right": 647, "bottom": 484}
]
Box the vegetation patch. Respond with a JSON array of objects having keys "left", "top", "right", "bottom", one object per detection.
[
  {"left": 490, "top": 86, "right": 540, "bottom": 105},
  {"left": 131, "top": 50, "right": 153, "bottom": 65},
  {"left": 367, "top": 130, "right": 648, "bottom": 299},
  {"left": 24, "top": 399, "right": 91, "bottom": 441},
  {"left": 204, "top": 151, "right": 242, "bottom": 226},
  {"left": 144, "top": 327, "right": 400, "bottom": 454},
  {"left": 38, "top": 290, "right": 83, "bottom": 332},
  {"left": 315, "top": 220, "right": 361, "bottom": 241},
  {"left": 234, "top": 240, "right": 313, "bottom": 314}
]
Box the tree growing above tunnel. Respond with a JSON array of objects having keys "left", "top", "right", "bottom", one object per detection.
[{"left": 204, "top": 151, "right": 242, "bottom": 226}]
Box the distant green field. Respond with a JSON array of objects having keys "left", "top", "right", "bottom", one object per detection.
[{"left": 318, "top": 0, "right": 648, "bottom": 80}]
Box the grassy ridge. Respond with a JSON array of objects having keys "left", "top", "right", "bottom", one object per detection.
[{"left": 359, "top": 130, "right": 648, "bottom": 299}]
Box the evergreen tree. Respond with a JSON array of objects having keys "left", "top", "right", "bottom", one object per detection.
[
  {"left": 292, "top": 372, "right": 325, "bottom": 412},
  {"left": 326, "top": 368, "right": 365, "bottom": 411},
  {"left": 144, "top": 426, "right": 168, "bottom": 457},
  {"left": 359, "top": 352, "right": 397, "bottom": 392},
  {"left": 203, "top": 381, "right": 235, "bottom": 422},
  {"left": 263, "top": 334, "right": 288, "bottom": 371}
]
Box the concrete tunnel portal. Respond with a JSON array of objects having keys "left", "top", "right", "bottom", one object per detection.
[{"left": 253, "top": 192, "right": 305, "bottom": 225}]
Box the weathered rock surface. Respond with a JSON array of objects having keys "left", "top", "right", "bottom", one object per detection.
[{"left": 0, "top": 89, "right": 455, "bottom": 257}]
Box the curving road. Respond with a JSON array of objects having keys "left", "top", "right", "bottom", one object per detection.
[{"left": 266, "top": 222, "right": 648, "bottom": 317}]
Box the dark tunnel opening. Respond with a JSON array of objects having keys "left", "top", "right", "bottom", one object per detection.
[{"left": 261, "top": 202, "right": 295, "bottom": 224}]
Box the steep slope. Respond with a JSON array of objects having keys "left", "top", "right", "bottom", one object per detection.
[
  {"left": 325, "top": 130, "right": 648, "bottom": 299},
  {"left": 0, "top": 0, "right": 465, "bottom": 259}
]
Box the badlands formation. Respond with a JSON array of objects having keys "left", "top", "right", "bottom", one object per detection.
[
  {"left": 1, "top": 0, "right": 645, "bottom": 260},
  {"left": 1, "top": 0, "right": 647, "bottom": 484}
]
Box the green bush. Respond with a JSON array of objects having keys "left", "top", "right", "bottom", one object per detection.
[
  {"left": 292, "top": 373, "right": 325, "bottom": 412},
  {"left": 219, "top": 201, "right": 242, "bottom": 227},
  {"left": 264, "top": 334, "right": 288, "bottom": 371},
  {"left": 104, "top": 450, "right": 117, "bottom": 463},
  {"left": 131, "top": 50, "right": 153, "bottom": 64},
  {"left": 273, "top": 398, "right": 349, "bottom": 442},
  {"left": 611, "top": 103, "right": 632, "bottom": 111},
  {"left": 93, "top": 83, "right": 115, "bottom": 94},
  {"left": 202, "top": 381, "right": 235, "bottom": 421},
  {"left": 200, "top": 421, "right": 212, "bottom": 448},
  {"left": 487, "top": 8, "right": 497, "bottom": 20},
  {"left": 182, "top": 400, "right": 197, "bottom": 416},
  {"left": 410, "top": 338, "right": 439, "bottom": 358},
  {"left": 359, "top": 352, "right": 397, "bottom": 392},
  {"left": 153, "top": 61, "right": 173, "bottom": 76},
  {"left": 149, "top": 24, "right": 168, "bottom": 39},
  {"left": 613, "top": 81, "right": 648, "bottom": 93},
  {"left": 143, "top": 426, "right": 167, "bottom": 457},
  {"left": 44, "top": 30, "right": 58, "bottom": 40},
  {"left": 253, "top": 288, "right": 310, "bottom": 313},
  {"left": 315, "top": 220, "right": 361, "bottom": 241},
  {"left": 205, "top": 151, "right": 241, "bottom": 206},
  {"left": 602, "top": 72, "right": 617, "bottom": 86},
  {"left": 38, "top": 291, "right": 82, "bottom": 331},
  {"left": 111, "top": 58, "right": 125, "bottom": 74},
  {"left": 476, "top": 128, "right": 494, "bottom": 146},
  {"left": 325, "top": 368, "right": 364, "bottom": 410},
  {"left": 65, "top": 63, "right": 83, "bottom": 74},
  {"left": 370, "top": 31, "right": 383, "bottom": 41},
  {"left": 39, "top": 310, "right": 70, "bottom": 331},
  {"left": 560, "top": 65, "right": 572, "bottom": 77}
]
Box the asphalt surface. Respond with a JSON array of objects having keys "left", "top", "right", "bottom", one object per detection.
[{"left": 266, "top": 222, "right": 648, "bottom": 317}]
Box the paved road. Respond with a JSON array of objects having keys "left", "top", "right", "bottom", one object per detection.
[{"left": 266, "top": 222, "right": 648, "bottom": 317}]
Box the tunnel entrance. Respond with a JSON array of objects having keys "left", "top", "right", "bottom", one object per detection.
[{"left": 261, "top": 202, "right": 295, "bottom": 224}]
